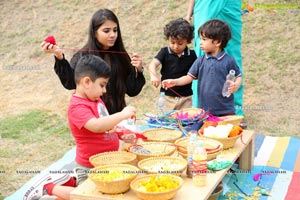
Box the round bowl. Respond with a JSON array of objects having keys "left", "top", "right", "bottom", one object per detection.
[
  {"left": 89, "top": 151, "right": 137, "bottom": 167},
  {"left": 88, "top": 164, "right": 139, "bottom": 194},
  {"left": 138, "top": 156, "right": 187, "bottom": 176},
  {"left": 128, "top": 142, "right": 177, "bottom": 161},
  {"left": 141, "top": 128, "right": 182, "bottom": 143},
  {"left": 130, "top": 174, "right": 183, "bottom": 200}
]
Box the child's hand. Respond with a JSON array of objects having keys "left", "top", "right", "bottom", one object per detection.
[
  {"left": 228, "top": 80, "right": 238, "bottom": 94},
  {"left": 161, "top": 79, "right": 176, "bottom": 89},
  {"left": 122, "top": 106, "right": 136, "bottom": 119},
  {"left": 150, "top": 74, "right": 161, "bottom": 88}
]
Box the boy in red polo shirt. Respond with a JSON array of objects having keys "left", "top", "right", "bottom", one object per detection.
[{"left": 24, "top": 55, "right": 136, "bottom": 200}]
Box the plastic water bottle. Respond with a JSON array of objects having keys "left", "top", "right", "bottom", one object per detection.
[
  {"left": 186, "top": 130, "right": 198, "bottom": 178},
  {"left": 192, "top": 140, "right": 207, "bottom": 186},
  {"left": 222, "top": 70, "right": 236, "bottom": 98},
  {"left": 157, "top": 92, "right": 166, "bottom": 114}
]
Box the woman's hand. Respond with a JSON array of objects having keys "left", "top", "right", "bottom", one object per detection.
[
  {"left": 130, "top": 53, "right": 143, "bottom": 73},
  {"left": 40, "top": 41, "right": 63, "bottom": 60}
]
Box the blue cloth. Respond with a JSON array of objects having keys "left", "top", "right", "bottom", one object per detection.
[
  {"left": 188, "top": 51, "right": 241, "bottom": 116},
  {"left": 5, "top": 147, "right": 76, "bottom": 200}
]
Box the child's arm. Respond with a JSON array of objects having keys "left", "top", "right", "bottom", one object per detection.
[
  {"left": 148, "top": 58, "right": 161, "bottom": 88},
  {"left": 228, "top": 76, "right": 242, "bottom": 94},
  {"left": 84, "top": 106, "right": 136, "bottom": 133},
  {"left": 162, "top": 75, "right": 194, "bottom": 89}
]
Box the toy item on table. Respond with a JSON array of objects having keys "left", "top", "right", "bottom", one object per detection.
[
  {"left": 207, "top": 158, "right": 233, "bottom": 171},
  {"left": 115, "top": 126, "right": 147, "bottom": 139}
]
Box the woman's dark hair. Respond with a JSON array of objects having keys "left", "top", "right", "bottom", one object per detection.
[
  {"left": 74, "top": 55, "right": 111, "bottom": 84},
  {"left": 81, "top": 8, "right": 133, "bottom": 114},
  {"left": 199, "top": 19, "right": 232, "bottom": 49},
  {"left": 164, "top": 18, "right": 194, "bottom": 43}
]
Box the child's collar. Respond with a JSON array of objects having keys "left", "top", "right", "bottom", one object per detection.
[
  {"left": 167, "top": 46, "right": 190, "bottom": 56},
  {"left": 205, "top": 51, "right": 226, "bottom": 60}
]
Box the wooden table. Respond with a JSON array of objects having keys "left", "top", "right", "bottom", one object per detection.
[{"left": 70, "top": 130, "right": 255, "bottom": 200}]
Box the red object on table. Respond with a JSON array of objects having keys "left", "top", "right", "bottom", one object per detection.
[{"left": 115, "top": 126, "right": 147, "bottom": 140}]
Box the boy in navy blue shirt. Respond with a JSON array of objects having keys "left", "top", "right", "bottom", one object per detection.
[
  {"left": 149, "top": 18, "right": 197, "bottom": 112},
  {"left": 162, "top": 19, "right": 242, "bottom": 116}
]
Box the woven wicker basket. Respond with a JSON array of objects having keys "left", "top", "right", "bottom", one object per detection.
[
  {"left": 89, "top": 151, "right": 137, "bottom": 167},
  {"left": 219, "top": 115, "right": 244, "bottom": 126},
  {"left": 130, "top": 174, "right": 183, "bottom": 200},
  {"left": 138, "top": 156, "right": 187, "bottom": 176},
  {"left": 168, "top": 108, "right": 205, "bottom": 119},
  {"left": 88, "top": 164, "right": 139, "bottom": 194},
  {"left": 178, "top": 149, "right": 221, "bottom": 161},
  {"left": 174, "top": 137, "right": 223, "bottom": 160},
  {"left": 141, "top": 128, "right": 182, "bottom": 143},
  {"left": 204, "top": 134, "right": 241, "bottom": 149},
  {"left": 128, "top": 142, "right": 177, "bottom": 161}
]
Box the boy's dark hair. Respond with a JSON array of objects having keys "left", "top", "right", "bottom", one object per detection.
[
  {"left": 199, "top": 19, "right": 232, "bottom": 49},
  {"left": 74, "top": 55, "right": 111, "bottom": 84},
  {"left": 164, "top": 18, "right": 194, "bottom": 43}
]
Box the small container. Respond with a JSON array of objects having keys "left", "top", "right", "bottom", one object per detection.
[
  {"left": 192, "top": 140, "right": 207, "bottom": 187},
  {"left": 157, "top": 92, "right": 166, "bottom": 114},
  {"left": 222, "top": 70, "right": 236, "bottom": 98},
  {"left": 186, "top": 130, "right": 198, "bottom": 178}
]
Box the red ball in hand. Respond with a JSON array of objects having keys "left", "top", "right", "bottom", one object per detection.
[{"left": 44, "top": 35, "right": 56, "bottom": 45}]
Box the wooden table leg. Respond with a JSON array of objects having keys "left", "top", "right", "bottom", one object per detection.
[{"left": 239, "top": 134, "right": 255, "bottom": 170}]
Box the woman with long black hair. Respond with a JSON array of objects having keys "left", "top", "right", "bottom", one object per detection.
[{"left": 41, "top": 8, "right": 145, "bottom": 114}]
